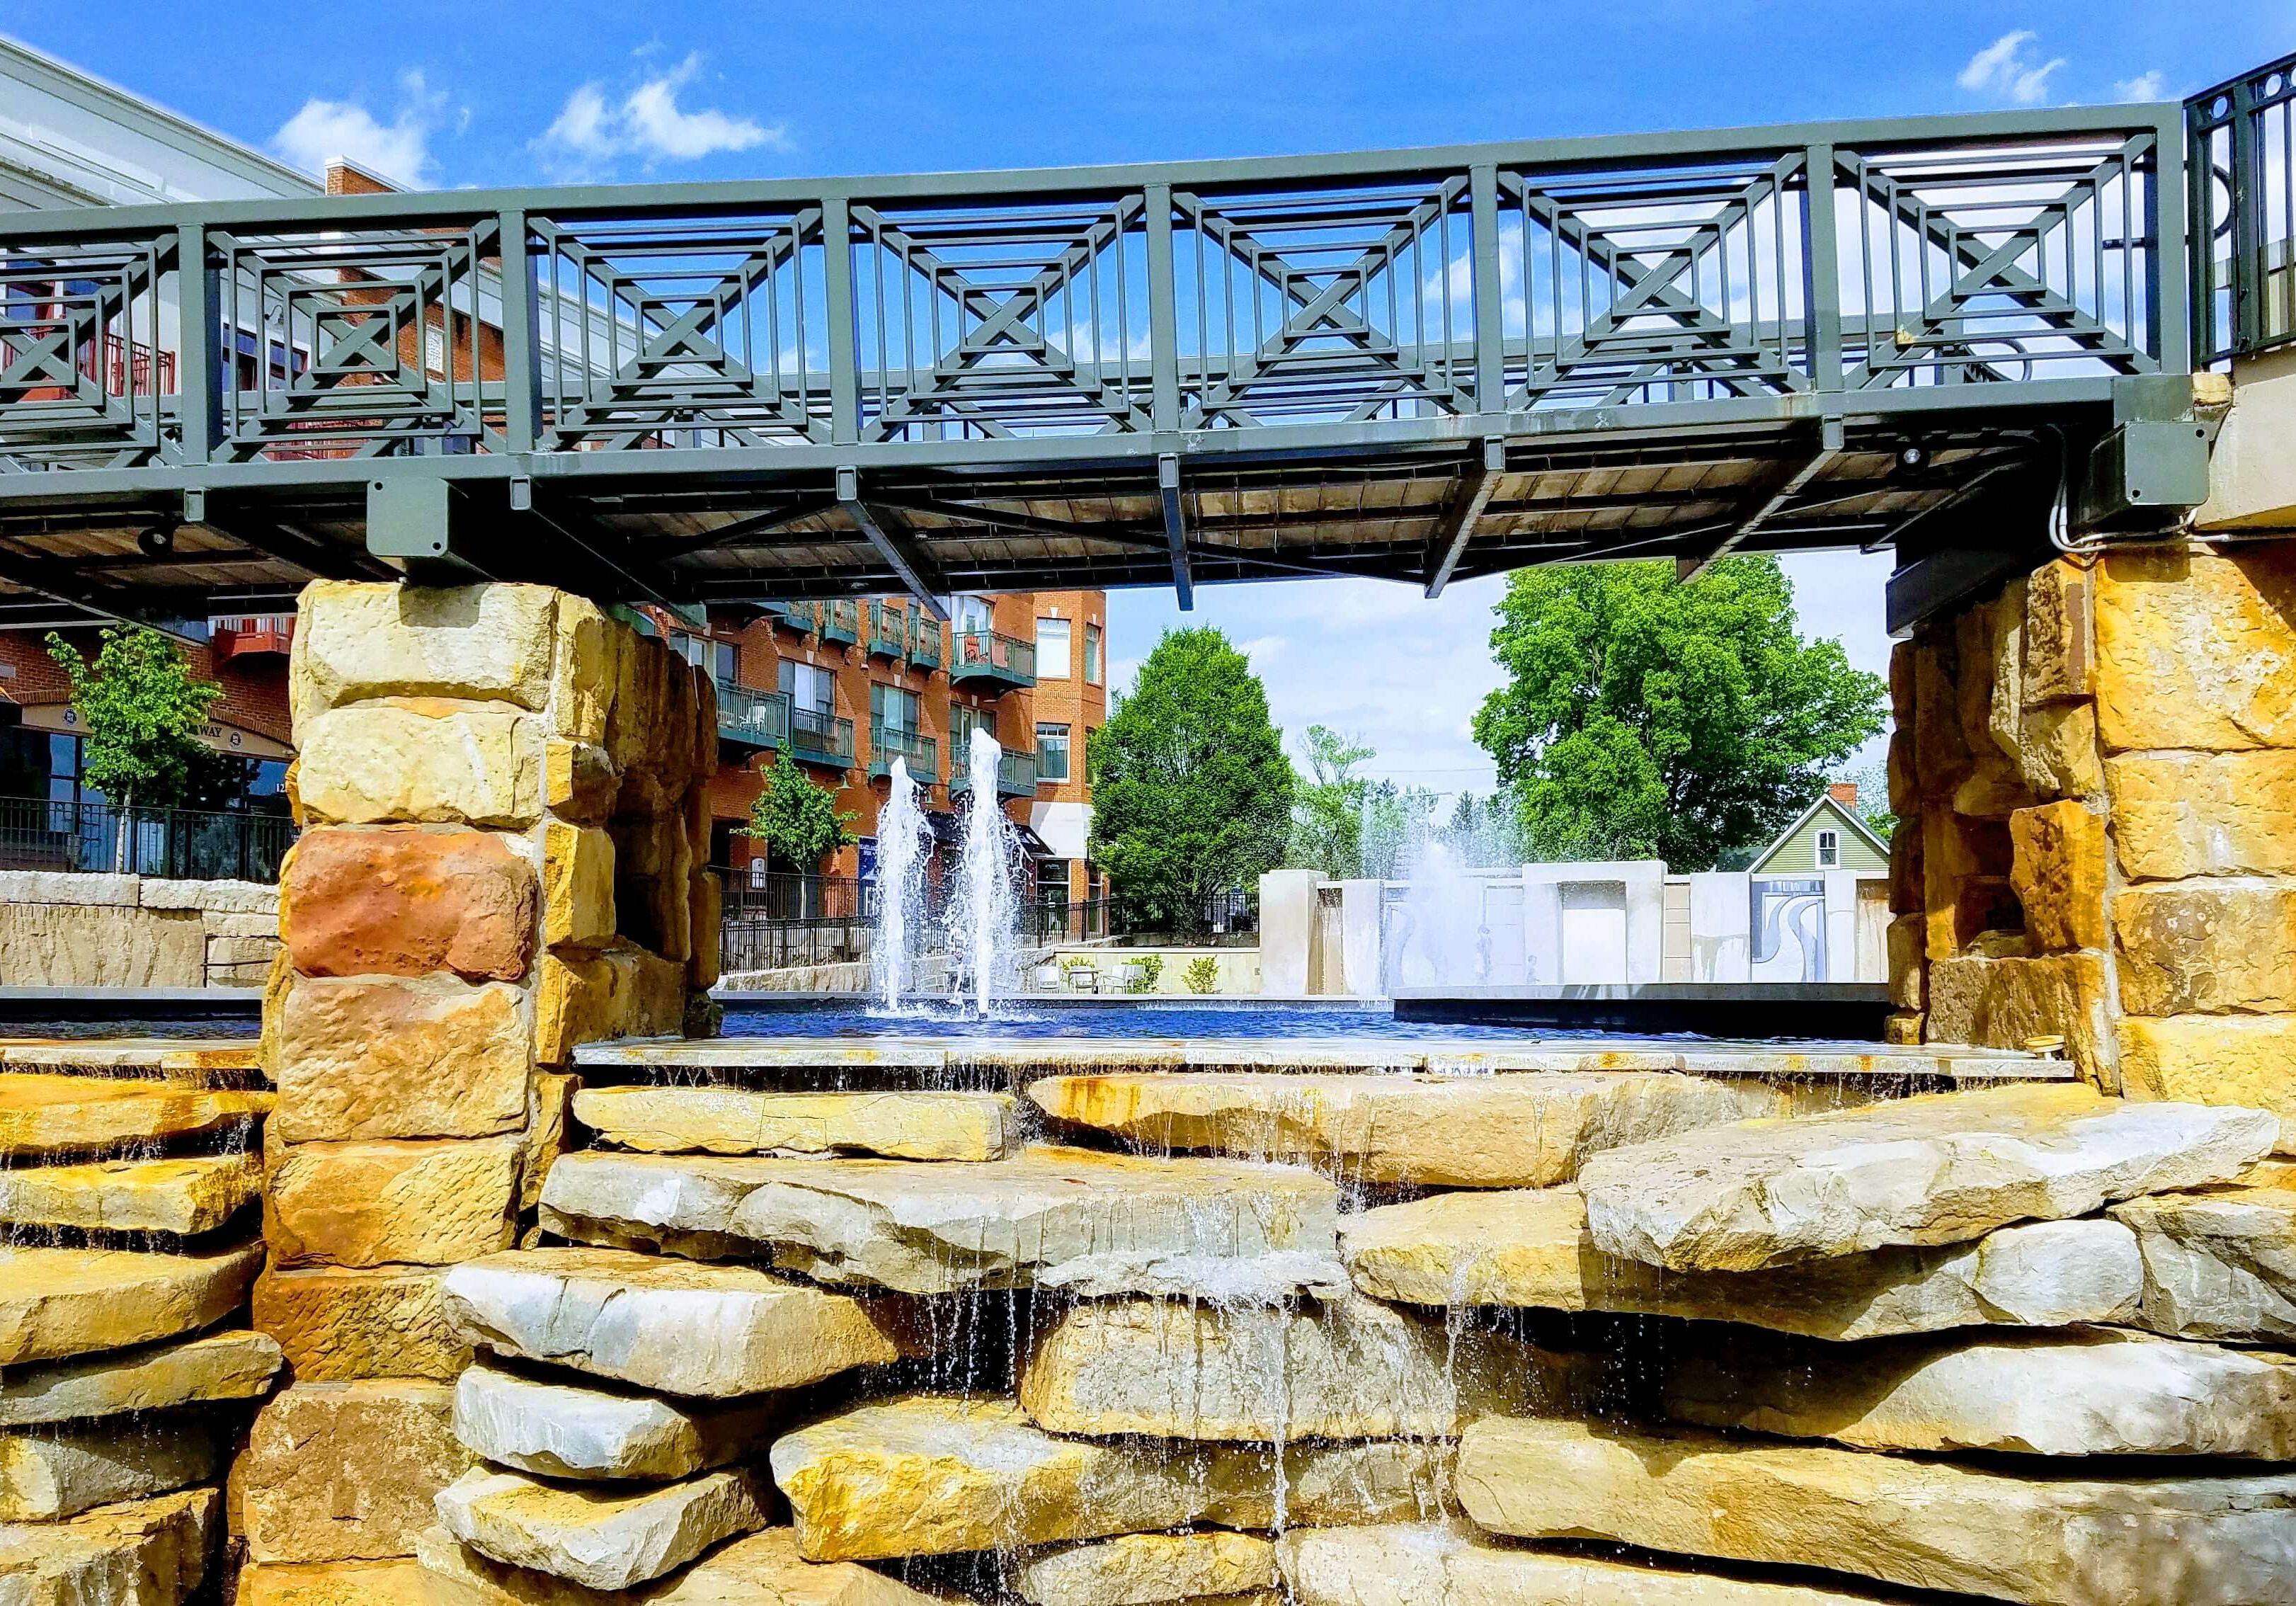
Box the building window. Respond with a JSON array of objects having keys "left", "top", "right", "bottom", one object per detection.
[
  {"left": 952, "top": 703, "right": 985, "bottom": 757},
  {"left": 1084, "top": 623, "right": 1102, "bottom": 685},
  {"left": 1038, "top": 858, "right": 1072, "bottom": 902},
  {"left": 1037, "top": 617, "right": 1072, "bottom": 679},
  {"left": 1815, "top": 828, "right": 1840, "bottom": 868},
  {"left": 1036, "top": 722, "right": 1071, "bottom": 782},
  {"left": 872, "top": 683, "right": 919, "bottom": 736},
  {"left": 956, "top": 596, "right": 993, "bottom": 634},
  {"left": 779, "top": 660, "right": 833, "bottom": 717}
]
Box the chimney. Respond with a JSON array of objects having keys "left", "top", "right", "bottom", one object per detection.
[{"left": 1829, "top": 781, "right": 1858, "bottom": 807}]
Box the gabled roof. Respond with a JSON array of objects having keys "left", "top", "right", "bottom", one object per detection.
[{"left": 1747, "top": 790, "right": 1889, "bottom": 873}]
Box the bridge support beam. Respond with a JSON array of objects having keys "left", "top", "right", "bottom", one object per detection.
[
  {"left": 1159, "top": 454, "right": 1194, "bottom": 611},
  {"left": 837, "top": 467, "right": 949, "bottom": 621},
  {"left": 1424, "top": 438, "right": 1507, "bottom": 598},
  {"left": 1677, "top": 418, "right": 1844, "bottom": 583}
]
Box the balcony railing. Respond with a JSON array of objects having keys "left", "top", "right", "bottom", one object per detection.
[
  {"left": 865, "top": 603, "right": 908, "bottom": 659},
  {"left": 909, "top": 617, "right": 945, "bottom": 671},
  {"left": 949, "top": 630, "right": 1035, "bottom": 692},
  {"left": 769, "top": 600, "right": 819, "bottom": 634},
  {"left": 951, "top": 747, "right": 1037, "bottom": 798},
  {"left": 819, "top": 600, "right": 861, "bottom": 646},
  {"left": 2192, "top": 50, "right": 2296, "bottom": 362},
  {"left": 0, "top": 797, "right": 296, "bottom": 882},
  {"left": 789, "top": 705, "right": 855, "bottom": 768},
  {"left": 715, "top": 681, "right": 790, "bottom": 751},
  {"left": 869, "top": 727, "right": 939, "bottom": 783},
  {"left": 210, "top": 614, "right": 294, "bottom": 659}
]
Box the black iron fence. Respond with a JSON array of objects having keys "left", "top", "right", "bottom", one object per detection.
[
  {"left": 720, "top": 916, "right": 869, "bottom": 974},
  {"left": 2191, "top": 51, "right": 2296, "bottom": 362},
  {"left": 1027, "top": 897, "right": 1109, "bottom": 945},
  {"left": 0, "top": 797, "right": 296, "bottom": 882},
  {"left": 716, "top": 870, "right": 871, "bottom": 922}
]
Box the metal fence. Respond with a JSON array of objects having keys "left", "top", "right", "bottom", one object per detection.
[
  {"left": 1027, "top": 897, "right": 1110, "bottom": 945},
  {"left": 0, "top": 797, "right": 295, "bottom": 882},
  {"left": 717, "top": 870, "right": 870, "bottom": 922},
  {"left": 2191, "top": 50, "right": 2296, "bottom": 363}
]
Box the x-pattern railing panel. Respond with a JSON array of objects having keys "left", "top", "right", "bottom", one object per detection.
[{"left": 0, "top": 236, "right": 172, "bottom": 469}]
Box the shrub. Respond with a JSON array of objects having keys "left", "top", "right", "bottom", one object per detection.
[
  {"left": 1125, "top": 953, "right": 1165, "bottom": 994},
  {"left": 1183, "top": 955, "right": 1220, "bottom": 994}
]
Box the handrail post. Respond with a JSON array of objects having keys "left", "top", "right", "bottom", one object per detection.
[
  {"left": 821, "top": 194, "right": 860, "bottom": 446},
  {"left": 2152, "top": 106, "right": 2193, "bottom": 372},
  {"left": 1800, "top": 144, "right": 1843, "bottom": 393},
  {"left": 1143, "top": 183, "right": 1180, "bottom": 434},
  {"left": 173, "top": 222, "right": 219, "bottom": 465},
  {"left": 494, "top": 209, "right": 539, "bottom": 455},
  {"left": 1470, "top": 163, "right": 1506, "bottom": 416}
]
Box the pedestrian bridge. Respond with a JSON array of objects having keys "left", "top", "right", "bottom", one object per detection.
[{"left": 0, "top": 58, "right": 2285, "bottom": 630}]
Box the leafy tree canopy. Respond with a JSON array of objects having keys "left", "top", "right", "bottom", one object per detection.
[
  {"left": 44, "top": 627, "right": 223, "bottom": 811},
  {"left": 741, "top": 751, "right": 857, "bottom": 870},
  {"left": 1087, "top": 627, "right": 1293, "bottom": 932},
  {"left": 1286, "top": 724, "right": 1374, "bottom": 879},
  {"left": 1470, "top": 557, "right": 1886, "bottom": 870}
]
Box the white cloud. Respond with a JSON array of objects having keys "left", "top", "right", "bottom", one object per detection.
[
  {"left": 2116, "top": 69, "right": 2168, "bottom": 102},
  {"left": 1958, "top": 31, "right": 2066, "bottom": 106},
  {"left": 272, "top": 71, "right": 455, "bottom": 187},
  {"left": 537, "top": 54, "right": 785, "bottom": 176}
]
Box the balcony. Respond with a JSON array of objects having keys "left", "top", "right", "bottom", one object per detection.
[
  {"left": 789, "top": 705, "right": 855, "bottom": 769},
  {"left": 715, "top": 682, "right": 789, "bottom": 751},
  {"left": 951, "top": 747, "right": 1037, "bottom": 799},
  {"left": 869, "top": 727, "right": 939, "bottom": 784},
  {"left": 949, "top": 630, "right": 1034, "bottom": 693},
  {"left": 865, "top": 603, "right": 908, "bottom": 660},
  {"left": 210, "top": 614, "right": 295, "bottom": 659},
  {"left": 909, "top": 616, "right": 944, "bottom": 671},
  {"left": 819, "top": 600, "right": 861, "bottom": 647},
  {"left": 768, "top": 600, "right": 818, "bottom": 634}
]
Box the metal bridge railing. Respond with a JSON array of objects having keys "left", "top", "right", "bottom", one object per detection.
[
  {"left": 0, "top": 101, "right": 2190, "bottom": 477},
  {"left": 2190, "top": 51, "right": 2296, "bottom": 364}
]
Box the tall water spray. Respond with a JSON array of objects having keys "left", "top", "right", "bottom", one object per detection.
[
  {"left": 872, "top": 755, "right": 932, "bottom": 1010},
  {"left": 949, "top": 727, "right": 1020, "bottom": 1013}
]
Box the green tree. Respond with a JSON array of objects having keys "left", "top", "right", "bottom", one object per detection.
[
  {"left": 1471, "top": 557, "right": 1886, "bottom": 870},
  {"left": 1087, "top": 627, "right": 1293, "bottom": 933},
  {"left": 1286, "top": 724, "right": 1374, "bottom": 878},
  {"left": 741, "top": 751, "right": 857, "bottom": 871},
  {"left": 44, "top": 625, "right": 223, "bottom": 815}
]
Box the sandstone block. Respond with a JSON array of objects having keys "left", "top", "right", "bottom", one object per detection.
[
  {"left": 413, "top": 1524, "right": 941, "bottom": 1606},
  {"left": 236, "top": 1380, "right": 472, "bottom": 1564},
  {"left": 253, "top": 1265, "right": 468, "bottom": 1382},
  {"left": 294, "top": 581, "right": 556, "bottom": 725},
  {"left": 1456, "top": 1414, "right": 2296, "bottom": 1606},
  {"left": 1018, "top": 1294, "right": 1578, "bottom": 1442},
  {"left": 2115, "top": 883, "right": 2296, "bottom": 1015},
  {"left": 452, "top": 1364, "right": 776, "bottom": 1483},
  {"left": 2009, "top": 800, "right": 2108, "bottom": 951},
  {"left": 0, "top": 1073, "right": 268, "bottom": 1158},
  {"left": 2095, "top": 545, "right": 2296, "bottom": 752},
  {"left": 768, "top": 1395, "right": 1449, "bottom": 1563},
  {"left": 686, "top": 870, "right": 720, "bottom": 991},
  {"left": 1018, "top": 1532, "right": 1276, "bottom": 1606},
  {"left": 520, "top": 1072, "right": 578, "bottom": 1214},
  {"left": 0, "top": 870, "right": 139, "bottom": 906},
  {"left": 543, "top": 741, "right": 619, "bottom": 826},
  {"left": 2119, "top": 1015, "right": 2296, "bottom": 1151},
  {"left": 235, "top": 1560, "right": 432, "bottom": 1606},
  {"left": 2113, "top": 1173, "right": 2296, "bottom": 1340},
  {"left": 1339, "top": 1188, "right": 2144, "bottom": 1339},
  {"left": 1923, "top": 952, "right": 2111, "bottom": 1072},
  {"left": 2108, "top": 748, "right": 2296, "bottom": 879},
  {"left": 438, "top": 1246, "right": 915, "bottom": 1398},
  {"left": 0, "top": 1152, "right": 259, "bottom": 1236},
  {"left": 538, "top": 1146, "right": 1342, "bottom": 1294},
  {"left": 573, "top": 1086, "right": 1019, "bottom": 1161},
  {"left": 266, "top": 1136, "right": 520, "bottom": 1268},
  {"left": 534, "top": 950, "right": 683, "bottom": 1064},
  {"left": 1580, "top": 1083, "right": 2275, "bottom": 1272},
  {"left": 0, "top": 903, "right": 207, "bottom": 988},
  {"left": 0, "top": 1486, "right": 215, "bottom": 1606},
  {"left": 282, "top": 827, "right": 537, "bottom": 983},
  {"left": 0, "top": 1412, "right": 221, "bottom": 1520},
  {"left": 1885, "top": 916, "right": 1924, "bottom": 1010},
  {"left": 2017, "top": 697, "right": 2103, "bottom": 798},
  {"left": 1026, "top": 1071, "right": 1812, "bottom": 1188},
  {"left": 549, "top": 593, "right": 617, "bottom": 747},
  {"left": 540, "top": 821, "right": 615, "bottom": 951},
  {"left": 297, "top": 703, "right": 543, "bottom": 828},
  {"left": 1, "top": 1243, "right": 262, "bottom": 1365},
  {"left": 433, "top": 1467, "right": 768, "bottom": 1592},
  {"left": 0, "top": 1331, "right": 281, "bottom": 1427},
  {"left": 274, "top": 975, "right": 530, "bottom": 1142},
  {"left": 1666, "top": 1325, "right": 2296, "bottom": 1457}
]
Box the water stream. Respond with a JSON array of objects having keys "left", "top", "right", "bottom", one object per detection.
[{"left": 872, "top": 755, "right": 932, "bottom": 1012}]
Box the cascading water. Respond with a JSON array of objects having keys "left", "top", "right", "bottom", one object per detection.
[
  {"left": 872, "top": 755, "right": 932, "bottom": 1010},
  {"left": 947, "top": 727, "right": 1020, "bottom": 1014}
]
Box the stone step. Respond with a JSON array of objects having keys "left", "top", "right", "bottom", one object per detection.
[
  {"left": 767, "top": 1394, "right": 1451, "bottom": 1563},
  {"left": 1579, "top": 1083, "right": 2276, "bottom": 1272},
  {"left": 0, "top": 1242, "right": 263, "bottom": 1365},
  {"left": 1665, "top": 1326, "right": 2296, "bottom": 1457},
  {"left": 1017, "top": 1532, "right": 1278, "bottom": 1606},
  {"left": 0, "top": 1411, "right": 224, "bottom": 1521},
  {"left": 1457, "top": 1416, "right": 2296, "bottom": 1606},
  {"left": 1027, "top": 1071, "right": 1851, "bottom": 1187},
  {"left": 440, "top": 1246, "right": 918, "bottom": 1399},
  {"left": 2111, "top": 1168, "right": 2296, "bottom": 1341},
  {"left": 571, "top": 1086, "right": 1019, "bottom": 1161},
  {"left": 414, "top": 1523, "right": 944, "bottom": 1606},
  {"left": 0, "top": 1073, "right": 270, "bottom": 1158},
  {"left": 452, "top": 1362, "right": 779, "bottom": 1481},
  {"left": 538, "top": 1145, "right": 1340, "bottom": 1294},
  {"left": 0, "top": 1486, "right": 217, "bottom": 1606},
  {"left": 1018, "top": 1294, "right": 1582, "bottom": 1442},
  {"left": 0, "top": 1039, "right": 263, "bottom": 1087},
  {"left": 0, "top": 1152, "right": 261, "bottom": 1236},
  {"left": 0, "top": 1329, "right": 280, "bottom": 1427},
  {"left": 1340, "top": 1187, "right": 2147, "bottom": 1340},
  {"left": 434, "top": 1466, "right": 770, "bottom": 1593}
]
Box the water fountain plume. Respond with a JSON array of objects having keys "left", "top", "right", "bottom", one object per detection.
[
  {"left": 872, "top": 755, "right": 932, "bottom": 1010},
  {"left": 949, "top": 727, "right": 1021, "bottom": 1015}
]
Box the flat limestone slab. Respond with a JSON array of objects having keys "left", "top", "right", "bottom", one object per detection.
[
  {"left": 0, "top": 1411, "right": 221, "bottom": 1520},
  {"left": 572, "top": 1086, "right": 1019, "bottom": 1161},
  {"left": 1579, "top": 1083, "right": 2276, "bottom": 1272},
  {"left": 768, "top": 1394, "right": 1451, "bottom": 1562},
  {"left": 0, "top": 1329, "right": 281, "bottom": 1426},
  {"left": 1340, "top": 1188, "right": 2144, "bottom": 1340},
  {"left": 1456, "top": 1416, "right": 2296, "bottom": 1606},
  {"left": 235, "top": 1560, "right": 433, "bottom": 1606},
  {"left": 1018, "top": 1295, "right": 1580, "bottom": 1441},
  {"left": 0, "top": 1486, "right": 217, "bottom": 1606},
  {"left": 1017, "top": 1532, "right": 1278, "bottom": 1606},
  {"left": 1280, "top": 1524, "right": 1897, "bottom": 1605},
  {"left": 0, "top": 1241, "right": 263, "bottom": 1365},
  {"left": 1667, "top": 1326, "right": 2296, "bottom": 1457},
  {"left": 440, "top": 1246, "right": 916, "bottom": 1398},
  {"left": 1, "top": 1040, "right": 261, "bottom": 1083},
  {"left": 2112, "top": 1173, "right": 2296, "bottom": 1341},
  {"left": 414, "top": 1523, "right": 942, "bottom": 1606},
  {"left": 539, "top": 1145, "right": 1341, "bottom": 1294},
  {"left": 0, "top": 1073, "right": 270, "bottom": 1158},
  {"left": 1027, "top": 1071, "right": 1824, "bottom": 1186},
  {"left": 452, "top": 1363, "right": 778, "bottom": 1481},
  {"left": 0, "top": 1151, "right": 261, "bottom": 1235},
  {"left": 434, "top": 1467, "right": 770, "bottom": 1592}
]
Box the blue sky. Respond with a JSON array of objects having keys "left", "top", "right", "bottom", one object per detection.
[{"left": 8, "top": 0, "right": 2285, "bottom": 792}]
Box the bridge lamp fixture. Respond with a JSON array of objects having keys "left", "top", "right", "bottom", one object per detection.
[{"left": 137, "top": 520, "right": 178, "bottom": 557}]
